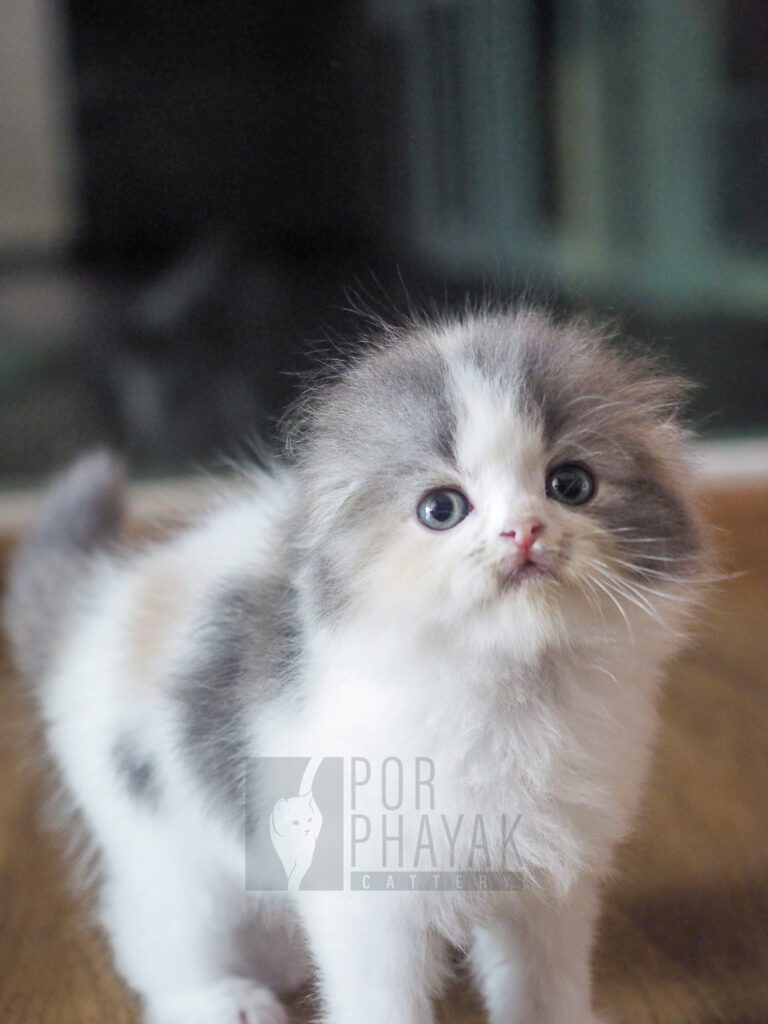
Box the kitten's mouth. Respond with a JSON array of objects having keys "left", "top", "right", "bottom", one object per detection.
[{"left": 498, "top": 556, "right": 557, "bottom": 589}]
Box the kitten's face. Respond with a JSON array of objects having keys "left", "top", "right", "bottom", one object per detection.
[
  {"left": 296, "top": 311, "right": 703, "bottom": 645},
  {"left": 272, "top": 795, "right": 322, "bottom": 839}
]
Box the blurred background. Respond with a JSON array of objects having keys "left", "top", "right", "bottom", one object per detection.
[{"left": 1, "top": 0, "right": 767, "bottom": 486}]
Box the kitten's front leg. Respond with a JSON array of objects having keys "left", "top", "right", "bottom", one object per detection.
[
  {"left": 101, "top": 845, "right": 288, "bottom": 1024},
  {"left": 299, "top": 893, "right": 444, "bottom": 1024},
  {"left": 470, "top": 879, "right": 608, "bottom": 1024}
]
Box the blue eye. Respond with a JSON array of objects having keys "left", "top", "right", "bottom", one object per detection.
[
  {"left": 417, "top": 489, "right": 470, "bottom": 530},
  {"left": 546, "top": 464, "right": 595, "bottom": 506}
]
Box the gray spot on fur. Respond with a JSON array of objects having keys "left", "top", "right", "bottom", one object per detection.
[
  {"left": 176, "top": 576, "right": 301, "bottom": 822},
  {"left": 517, "top": 344, "right": 570, "bottom": 446},
  {"left": 113, "top": 733, "right": 160, "bottom": 808},
  {"left": 294, "top": 341, "right": 460, "bottom": 623},
  {"left": 594, "top": 468, "right": 701, "bottom": 580},
  {"left": 3, "top": 451, "right": 125, "bottom": 682},
  {"left": 307, "top": 554, "right": 348, "bottom": 621}
]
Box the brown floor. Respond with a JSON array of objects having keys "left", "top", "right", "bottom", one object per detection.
[{"left": 0, "top": 486, "right": 767, "bottom": 1024}]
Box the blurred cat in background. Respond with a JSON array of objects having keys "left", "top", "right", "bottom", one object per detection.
[{"left": 5, "top": 308, "right": 706, "bottom": 1024}]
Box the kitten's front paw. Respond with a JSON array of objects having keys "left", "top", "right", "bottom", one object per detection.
[{"left": 148, "top": 977, "right": 288, "bottom": 1024}]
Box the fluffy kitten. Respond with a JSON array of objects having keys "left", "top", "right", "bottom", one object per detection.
[{"left": 4, "top": 309, "right": 706, "bottom": 1024}]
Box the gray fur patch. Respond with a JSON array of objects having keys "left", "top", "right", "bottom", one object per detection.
[
  {"left": 113, "top": 733, "right": 161, "bottom": 808},
  {"left": 594, "top": 468, "right": 701, "bottom": 580},
  {"left": 516, "top": 342, "right": 571, "bottom": 446},
  {"left": 307, "top": 554, "right": 348, "bottom": 622},
  {"left": 300, "top": 340, "right": 457, "bottom": 482},
  {"left": 295, "top": 339, "right": 459, "bottom": 624},
  {"left": 176, "top": 576, "right": 301, "bottom": 822},
  {"left": 369, "top": 344, "right": 456, "bottom": 463}
]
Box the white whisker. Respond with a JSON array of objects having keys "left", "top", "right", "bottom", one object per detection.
[
  {"left": 591, "top": 567, "right": 666, "bottom": 626},
  {"left": 615, "top": 553, "right": 691, "bottom": 563},
  {"left": 577, "top": 574, "right": 607, "bottom": 625},
  {"left": 601, "top": 556, "right": 706, "bottom": 600},
  {"left": 591, "top": 664, "right": 621, "bottom": 687},
  {"left": 583, "top": 571, "right": 635, "bottom": 644},
  {"left": 621, "top": 577, "right": 697, "bottom": 605},
  {"left": 605, "top": 556, "right": 688, "bottom": 581}
]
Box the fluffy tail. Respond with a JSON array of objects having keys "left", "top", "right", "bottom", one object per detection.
[{"left": 4, "top": 451, "right": 126, "bottom": 682}]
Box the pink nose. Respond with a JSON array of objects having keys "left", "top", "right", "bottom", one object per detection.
[{"left": 500, "top": 517, "right": 545, "bottom": 555}]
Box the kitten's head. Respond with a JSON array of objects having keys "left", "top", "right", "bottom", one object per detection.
[
  {"left": 271, "top": 794, "right": 322, "bottom": 839},
  {"left": 291, "top": 309, "right": 705, "bottom": 652}
]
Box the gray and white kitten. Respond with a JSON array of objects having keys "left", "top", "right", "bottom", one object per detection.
[{"left": 5, "top": 308, "right": 706, "bottom": 1024}]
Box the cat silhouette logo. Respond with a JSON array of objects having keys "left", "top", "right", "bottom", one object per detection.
[
  {"left": 269, "top": 756, "right": 323, "bottom": 890},
  {"left": 246, "top": 757, "right": 344, "bottom": 891}
]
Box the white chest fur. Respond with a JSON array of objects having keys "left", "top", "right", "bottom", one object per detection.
[{"left": 259, "top": 609, "right": 663, "bottom": 902}]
